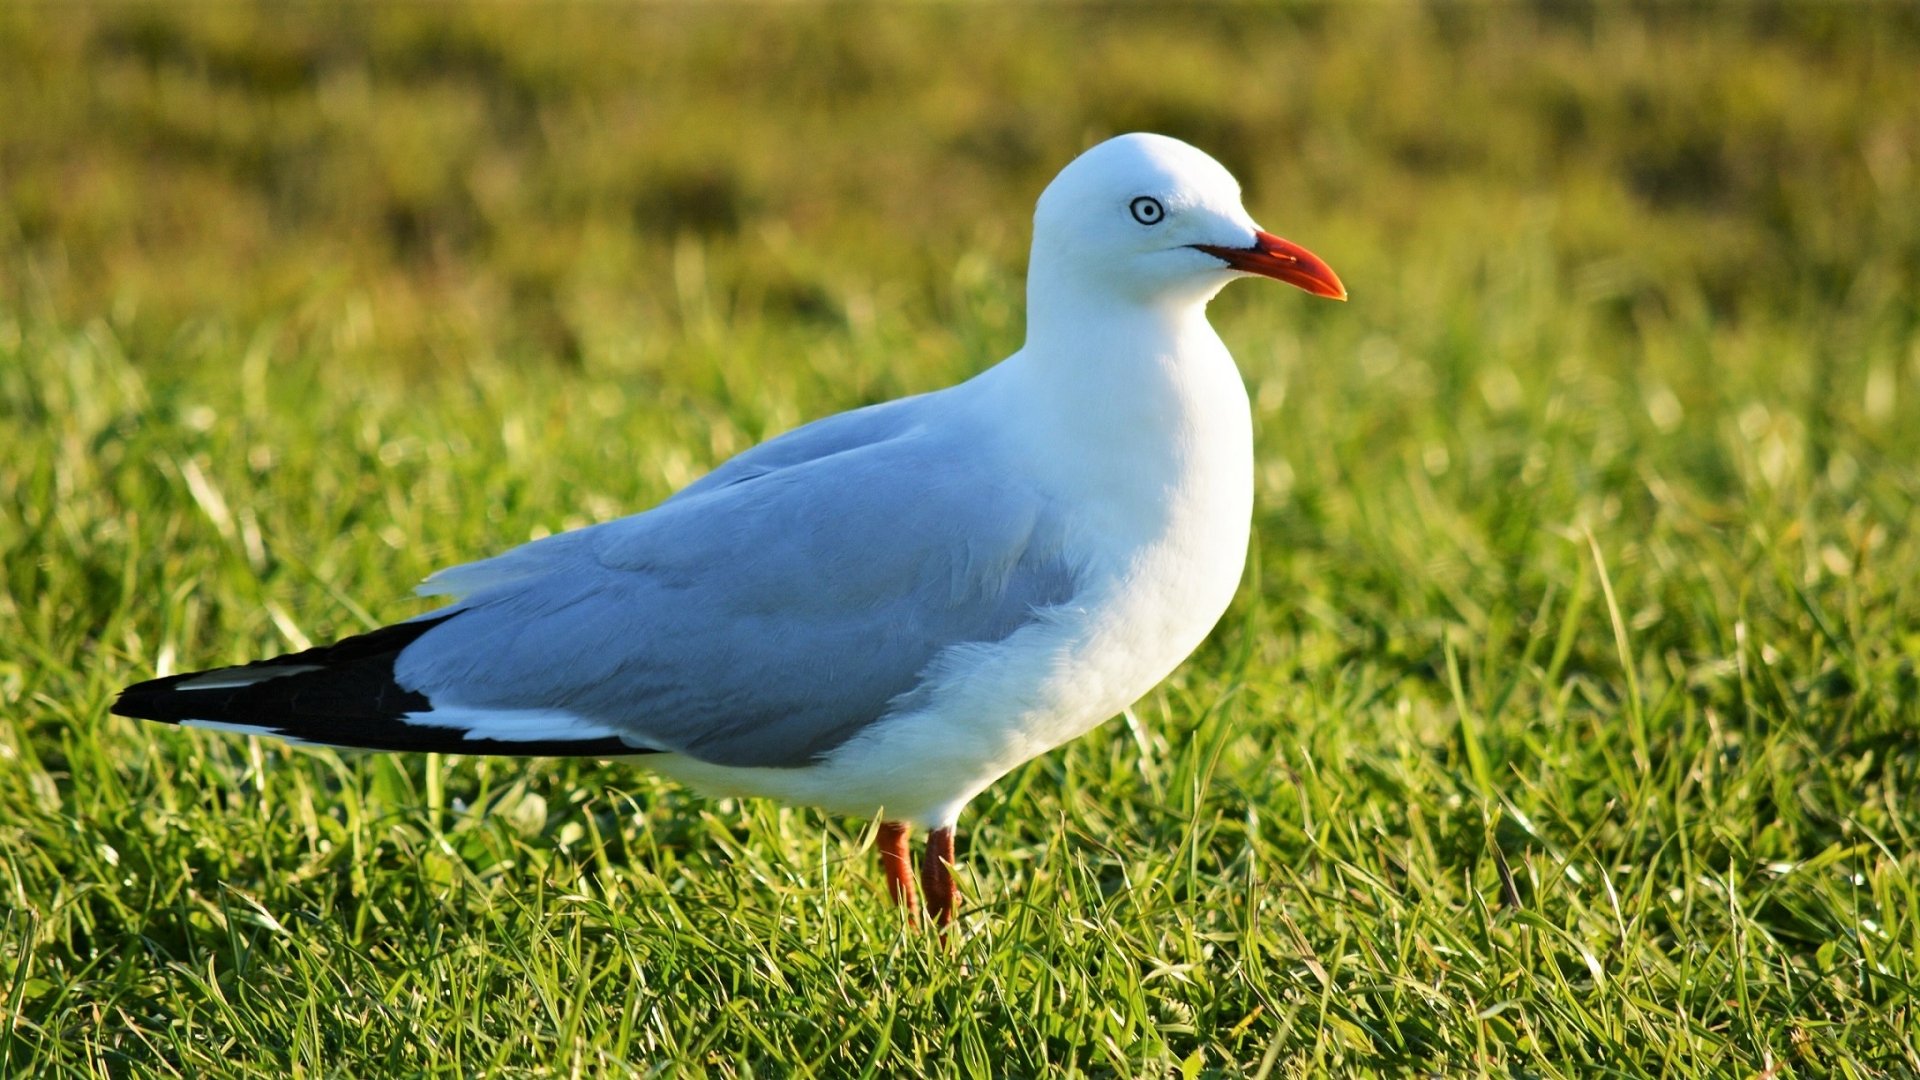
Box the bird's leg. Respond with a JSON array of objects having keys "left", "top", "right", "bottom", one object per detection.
[
  {"left": 877, "top": 821, "right": 917, "bottom": 915},
  {"left": 920, "top": 826, "right": 959, "bottom": 929}
]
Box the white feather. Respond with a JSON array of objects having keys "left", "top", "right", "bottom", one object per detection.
[
  {"left": 401, "top": 705, "right": 657, "bottom": 748},
  {"left": 180, "top": 719, "right": 322, "bottom": 747},
  {"left": 176, "top": 665, "right": 322, "bottom": 690}
]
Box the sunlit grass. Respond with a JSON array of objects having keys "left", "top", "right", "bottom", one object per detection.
[{"left": 4, "top": 4, "right": 1919, "bottom": 1076}]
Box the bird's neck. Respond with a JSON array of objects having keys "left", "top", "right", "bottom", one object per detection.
[
  {"left": 1021, "top": 258, "right": 1225, "bottom": 353},
  {"left": 971, "top": 271, "right": 1253, "bottom": 542},
  {"left": 1002, "top": 268, "right": 1242, "bottom": 436}
]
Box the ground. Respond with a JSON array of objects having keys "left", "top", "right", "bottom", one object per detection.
[{"left": 3, "top": 5, "right": 1919, "bottom": 1076}]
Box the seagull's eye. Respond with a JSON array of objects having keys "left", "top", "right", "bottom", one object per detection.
[{"left": 1129, "top": 196, "right": 1165, "bottom": 226}]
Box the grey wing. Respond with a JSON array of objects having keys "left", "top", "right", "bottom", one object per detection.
[
  {"left": 396, "top": 423, "right": 1077, "bottom": 767},
  {"left": 666, "top": 392, "right": 932, "bottom": 502}
]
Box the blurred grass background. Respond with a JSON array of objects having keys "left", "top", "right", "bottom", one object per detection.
[
  {"left": 4, "top": 3, "right": 1920, "bottom": 1076},
  {"left": 8, "top": 4, "right": 1915, "bottom": 371}
]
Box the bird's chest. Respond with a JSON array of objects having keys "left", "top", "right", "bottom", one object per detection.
[
  {"left": 1000, "top": 367, "right": 1254, "bottom": 751},
  {"left": 1067, "top": 431, "right": 1253, "bottom": 708},
  {"left": 837, "top": 334, "right": 1258, "bottom": 803}
]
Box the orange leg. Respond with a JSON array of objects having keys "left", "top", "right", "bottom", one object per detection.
[
  {"left": 920, "top": 826, "right": 959, "bottom": 929},
  {"left": 877, "top": 821, "right": 917, "bottom": 915}
]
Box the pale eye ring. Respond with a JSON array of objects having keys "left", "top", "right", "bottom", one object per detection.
[{"left": 1129, "top": 196, "right": 1165, "bottom": 226}]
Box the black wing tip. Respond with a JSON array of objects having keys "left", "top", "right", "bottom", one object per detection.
[
  {"left": 109, "top": 672, "right": 206, "bottom": 723},
  {"left": 108, "top": 695, "right": 165, "bottom": 723},
  {"left": 106, "top": 616, "right": 452, "bottom": 735},
  {"left": 107, "top": 614, "right": 660, "bottom": 759}
]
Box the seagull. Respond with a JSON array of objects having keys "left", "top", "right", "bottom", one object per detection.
[{"left": 112, "top": 133, "right": 1345, "bottom": 927}]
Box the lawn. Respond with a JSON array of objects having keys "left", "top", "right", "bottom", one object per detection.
[{"left": 4, "top": 4, "right": 1919, "bottom": 1076}]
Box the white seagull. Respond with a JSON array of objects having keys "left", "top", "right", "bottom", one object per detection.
[{"left": 113, "top": 133, "right": 1346, "bottom": 926}]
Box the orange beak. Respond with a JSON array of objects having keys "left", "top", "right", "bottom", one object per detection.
[{"left": 1191, "top": 231, "right": 1347, "bottom": 301}]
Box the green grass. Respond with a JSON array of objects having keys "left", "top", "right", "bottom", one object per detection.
[{"left": 5, "top": 4, "right": 1920, "bottom": 1076}]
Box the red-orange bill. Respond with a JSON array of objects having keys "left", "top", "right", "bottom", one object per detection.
[{"left": 1191, "top": 231, "right": 1346, "bottom": 300}]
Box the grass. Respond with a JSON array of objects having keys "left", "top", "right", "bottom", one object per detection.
[{"left": 4, "top": 3, "right": 1920, "bottom": 1076}]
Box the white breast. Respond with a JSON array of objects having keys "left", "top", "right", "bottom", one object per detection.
[
  {"left": 869, "top": 320, "right": 1254, "bottom": 820},
  {"left": 647, "top": 312, "right": 1257, "bottom": 828}
]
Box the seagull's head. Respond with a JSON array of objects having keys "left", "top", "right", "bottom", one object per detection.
[{"left": 1030, "top": 133, "right": 1345, "bottom": 310}]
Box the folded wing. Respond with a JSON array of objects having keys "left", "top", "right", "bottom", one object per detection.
[{"left": 115, "top": 406, "right": 1078, "bottom": 765}]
